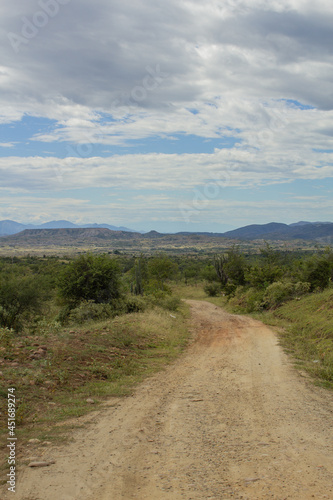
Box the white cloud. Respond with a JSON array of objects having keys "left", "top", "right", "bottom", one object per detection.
[
  {"left": 1, "top": 146, "right": 333, "bottom": 194},
  {"left": 1, "top": 0, "right": 333, "bottom": 228},
  {"left": 2, "top": 0, "right": 333, "bottom": 120}
]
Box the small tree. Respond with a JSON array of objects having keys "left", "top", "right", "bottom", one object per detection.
[
  {"left": 201, "top": 264, "right": 219, "bottom": 283},
  {"left": 246, "top": 263, "right": 283, "bottom": 289},
  {"left": 0, "top": 274, "right": 46, "bottom": 331},
  {"left": 204, "top": 282, "right": 221, "bottom": 297},
  {"left": 147, "top": 255, "right": 178, "bottom": 292},
  {"left": 303, "top": 257, "right": 331, "bottom": 291},
  {"left": 214, "top": 247, "right": 246, "bottom": 295},
  {"left": 246, "top": 244, "right": 284, "bottom": 289},
  {"left": 58, "top": 254, "right": 121, "bottom": 306}
]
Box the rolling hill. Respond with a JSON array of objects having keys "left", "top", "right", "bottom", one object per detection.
[
  {"left": 1, "top": 228, "right": 141, "bottom": 245},
  {"left": 0, "top": 220, "right": 135, "bottom": 236},
  {"left": 222, "top": 221, "right": 333, "bottom": 241}
]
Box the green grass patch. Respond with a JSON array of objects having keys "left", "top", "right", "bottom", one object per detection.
[
  {"left": 172, "top": 283, "right": 227, "bottom": 307},
  {"left": 262, "top": 289, "right": 333, "bottom": 388}
]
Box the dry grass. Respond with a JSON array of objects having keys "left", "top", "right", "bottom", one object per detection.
[
  {"left": 173, "top": 283, "right": 228, "bottom": 307},
  {"left": 0, "top": 304, "right": 191, "bottom": 480}
]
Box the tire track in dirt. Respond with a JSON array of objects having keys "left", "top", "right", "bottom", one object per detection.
[{"left": 5, "top": 300, "right": 333, "bottom": 500}]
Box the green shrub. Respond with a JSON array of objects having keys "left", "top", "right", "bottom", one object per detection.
[
  {"left": 303, "top": 258, "right": 331, "bottom": 291},
  {"left": 0, "top": 274, "right": 47, "bottom": 331},
  {"left": 147, "top": 255, "right": 178, "bottom": 291},
  {"left": 294, "top": 281, "right": 312, "bottom": 296},
  {"left": 125, "top": 296, "right": 148, "bottom": 313},
  {"left": 67, "top": 300, "right": 116, "bottom": 324},
  {"left": 228, "top": 286, "right": 265, "bottom": 313},
  {"left": 0, "top": 326, "right": 14, "bottom": 347},
  {"left": 246, "top": 264, "right": 283, "bottom": 289},
  {"left": 56, "top": 304, "right": 73, "bottom": 325},
  {"left": 243, "top": 288, "right": 265, "bottom": 312},
  {"left": 262, "top": 281, "right": 294, "bottom": 309},
  {"left": 263, "top": 281, "right": 311, "bottom": 309},
  {"left": 158, "top": 295, "right": 181, "bottom": 311},
  {"left": 57, "top": 254, "right": 122, "bottom": 306},
  {"left": 200, "top": 264, "right": 219, "bottom": 283},
  {"left": 204, "top": 282, "right": 221, "bottom": 297},
  {"left": 149, "top": 292, "right": 181, "bottom": 311}
]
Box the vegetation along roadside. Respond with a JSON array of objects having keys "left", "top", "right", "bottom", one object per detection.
[
  {"left": 193, "top": 244, "right": 333, "bottom": 389},
  {"left": 0, "top": 253, "right": 190, "bottom": 483},
  {"left": 1, "top": 244, "right": 332, "bottom": 484}
]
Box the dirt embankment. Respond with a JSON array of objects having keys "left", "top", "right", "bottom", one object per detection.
[{"left": 4, "top": 300, "right": 333, "bottom": 500}]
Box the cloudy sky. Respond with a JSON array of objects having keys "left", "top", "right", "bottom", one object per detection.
[{"left": 1, "top": 0, "right": 333, "bottom": 232}]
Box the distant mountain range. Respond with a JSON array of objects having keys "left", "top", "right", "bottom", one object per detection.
[
  {"left": 175, "top": 221, "right": 333, "bottom": 241},
  {"left": 0, "top": 219, "right": 333, "bottom": 243},
  {"left": 0, "top": 220, "right": 135, "bottom": 236},
  {"left": 2, "top": 228, "right": 141, "bottom": 245},
  {"left": 221, "top": 221, "right": 333, "bottom": 241}
]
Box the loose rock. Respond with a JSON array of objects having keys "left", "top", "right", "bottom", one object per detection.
[{"left": 28, "top": 461, "right": 55, "bottom": 467}]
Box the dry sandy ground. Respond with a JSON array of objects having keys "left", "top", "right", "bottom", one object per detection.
[{"left": 3, "top": 300, "right": 333, "bottom": 500}]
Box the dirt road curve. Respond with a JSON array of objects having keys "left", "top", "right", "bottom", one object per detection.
[{"left": 8, "top": 300, "right": 333, "bottom": 499}]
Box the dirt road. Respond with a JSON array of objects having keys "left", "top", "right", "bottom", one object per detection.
[{"left": 7, "top": 300, "right": 333, "bottom": 499}]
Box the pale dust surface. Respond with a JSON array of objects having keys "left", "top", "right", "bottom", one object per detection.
[{"left": 4, "top": 300, "right": 333, "bottom": 500}]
